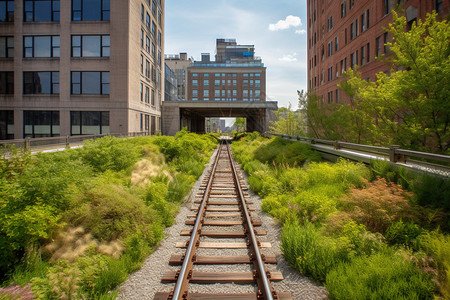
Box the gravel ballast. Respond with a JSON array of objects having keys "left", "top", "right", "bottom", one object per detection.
[{"left": 117, "top": 148, "right": 328, "bottom": 299}]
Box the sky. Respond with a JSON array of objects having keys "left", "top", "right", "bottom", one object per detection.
[{"left": 165, "top": 0, "right": 308, "bottom": 109}]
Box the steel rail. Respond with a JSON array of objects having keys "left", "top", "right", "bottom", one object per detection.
[
  {"left": 171, "top": 141, "right": 223, "bottom": 299},
  {"left": 225, "top": 141, "right": 274, "bottom": 300}
]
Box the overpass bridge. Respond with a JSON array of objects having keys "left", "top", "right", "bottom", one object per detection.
[{"left": 162, "top": 101, "right": 278, "bottom": 135}]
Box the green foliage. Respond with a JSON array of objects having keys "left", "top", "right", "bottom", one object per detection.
[
  {"left": 167, "top": 173, "right": 196, "bottom": 203},
  {"left": 325, "top": 252, "right": 435, "bottom": 300},
  {"left": 385, "top": 220, "right": 422, "bottom": 249},
  {"left": 281, "top": 222, "right": 350, "bottom": 282},
  {"left": 254, "top": 137, "right": 321, "bottom": 166},
  {"left": 414, "top": 175, "right": 450, "bottom": 211},
  {"left": 79, "top": 136, "right": 139, "bottom": 173},
  {"left": 270, "top": 105, "right": 306, "bottom": 136}
]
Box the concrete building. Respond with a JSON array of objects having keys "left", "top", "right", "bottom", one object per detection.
[
  {"left": 0, "top": 0, "right": 164, "bottom": 140},
  {"left": 307, "top": 0, "right": 449, "bottom": 104},
  {"left": 162, "top": 38, "right": 276, "bottom": 135},
  {"left": 164, "top": 52, "right": 192, "bottom": 101}
]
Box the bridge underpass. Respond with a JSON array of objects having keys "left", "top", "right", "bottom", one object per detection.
[{"left": 162, "top": 101, "right": 278, "bottom": 135}]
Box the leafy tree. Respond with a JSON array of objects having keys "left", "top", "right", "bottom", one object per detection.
[
  {"left": 233, "top": 117, "right": 246, "bottom": 132},
  {"left": 270, "top": 103, "right": 306, "bottom": 136},
  {"left": 340, "top": 12, "right": 450, "bottom": 153}
]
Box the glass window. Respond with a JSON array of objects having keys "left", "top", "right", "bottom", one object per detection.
[
  {"left": 152, "top": 1, "right": 156, "bottom": 15},
  {"left": 0, "top": 36, "right": 14, "bottom": 58},
  {"left": 204, "top": 79, "right": 209, "bottom": 86},
  {"left": 384, "top": 32, "right": 389, "bottom": 53},
  {"left": 146, "top": 12, "right": 150, "bottom": 29},
  {"left": 151, "top": 89, "right": 155, "bottom": 105},
  {"left": 192, "top": 73, "right": 198, "bottom": 77},
  {"left": 0, "top": 0, "right": 14, "bottom": 22},
  {"left": 192, "top": 79, "right": 198, "bottom": 87},
  {"left": 376, "top": 36, "right": 381, "bottom": 56},
  {"left": 151, "top": 21, "right": 156, "bottom": 35},
  {"left": 71, "top": 71, "right": 109, "bottom": 95},
  {"left": 144, "top": 86, "right": 149, "bottom": 103},
  {"left": 158, "top": 31, "right": 161, "bottom": 47},
  {"left": 0, "top": 72, "right": 14, "bottom": 94},
  {"left": 0, "top": 110, "right": 14, "bottom": 140},
  {"left": 72, "top": 35, "right": 108, "bottom": 57},
  {"left": 72, "top": 0, "right": 110, "bottom": 21},
  {"left": 24, "top": 0, "right": 60, "bottom": 22},
  {"left": 192, "top": 89, "right": 198, "bottom": 97},
  {"left": 204, "top": 73, "right": 209, "bottom": 77},
  {"left": 70, "top": 111, "right": 109, "bottom": 135},
  {"left": 203, "top": 90, "right": 209, "bottom": 97},
  {"left": 24, "top": 111, "right": 60, "bottom": 138},
  {"left": 23, "top": 71, "right": 59, "bottom": 94},
  {"left": 214, "top": 90, "right": 220, "bottom": 97},
  {"left": 140, "top": 82, "right": 143, "bottom": 101},
  {"left": 214, "top": 79, "right": 220, "bottom": 86},
  {"left": 24, "top": 36, "right": 60, "bottom": 58}
]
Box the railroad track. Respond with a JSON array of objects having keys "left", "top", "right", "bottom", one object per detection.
[{"left": 155, "top": 141, "right": 291, "bottom": 300}]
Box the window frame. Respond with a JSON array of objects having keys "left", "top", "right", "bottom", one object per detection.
[
  {"left": 71, "top": 35, "right": 110, "bottom": 57},
  {"left": 72, "top": 0, "right": 110, "bottom": 21},
  {"left": 24, "top": 35, "right": 60, "bottom": 58},
  {"left": 71, "top": 71, "right": 110, "bottom": 95},
  {"left": 24, "top": 0, "right": 60, "bottom": 22},
  {"left": 23, "top": 71, "right": 59, "bottom": 95},
  {"left": 0, "top": 71, "right": 14, "bottom": 94},
  {"left": 0, "top": 36, "right": 14, "bottom": 58}
]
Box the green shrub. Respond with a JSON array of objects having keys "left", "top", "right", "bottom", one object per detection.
[
  {"left": 281, "top": 222, "right": 350, "bottom": 282},
  {"left": 414, "top": 175, "right": 450, "bottom": 212},
  {"left": 418, "top": 231, "right": 450, "bottom": 297},
  {"left": 167, "top": 173, "right": 196, "bottom": 203},
  {"left": 326, "top": 252, "right": 435, "bottom": 299},
  {"left": 385, "top": 220, "right": 422, "bottom": 249},
  {"left": 143, "top": 182, "right": 174, "bottom": 226},
  {"left": 79, "top": 136, "right": 139, "bottom": 173}
]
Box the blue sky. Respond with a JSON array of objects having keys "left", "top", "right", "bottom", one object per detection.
[{"left": 165, "top": 0, "right": 308, "bottom": 108}]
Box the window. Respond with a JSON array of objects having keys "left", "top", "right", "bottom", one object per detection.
[
  {"left": 141, "top": 30, "right": 144, "bottom": 47},
  {"left": 204, "top": 79, "right": 209, "bottom": 86},
  {"left": 24, "top": 0, "right": 60, "bottom": 22},
  {"left": 0, "top": 0, "right": 14, "bottom": 22},
  {"left": 71, "top": 71, "right": 109, "bottom": 95},
  {"left": 145, "top": 60, "right": 150, "bottom": 78},
  {"left": 327, "top": 91, "right": 333, "bottom": 103},
  {"left": 327, "top": 16, "right": 333, "bottom": 31},
  {"left": 151, "top": 43, "right": 155, "bottom": 57},
  {"left": 23, "top": 71, "right": 59, "bottom": 94},
  {"left": 146, "top": 36, "right": 150, "bottom": 52},
  {"left": 384, "top": 0, "right": 390, "bottom": 15},
  {"left": 0, "top": 72, "right": 13, "bottom": 94},
  {"left": 367, "top": 43, "right": 370, "bottom": 62},
  {"left": 192, "top": 79, "right": 198, "bottom": 87},
  {"left": 350, "top": 19, "right": 358, "bottom": 40},
  {"left": 0, "top": 36, "right": 13, "bottom": 58},
  {"left": 349, "top": 0, "right": 354, "bottom": 9},
  {"left": 24, "top": 111, "right": 60, "bottom": 138},
  {"left": 243, "top": 79, "right": 249, "bottom": 87},
  {"left": 255, "top": 79, "right": 261, "bottom": 87},
  {"left": 345, "top": 28, "right": 347, "bottom": 44},
  {"left": 151, "top": 89, "right": 155, "bottom": 105},
  {"left": 328, "top": 66, "right": 333, "bottom": 81},
  {"left": 232, "top": 90, "right": 237, "bottom": 96},
  {"left": 0, "top": 110, "right": 14, "bottom": 140},
  {"left": 151, "top": 21, "right": 156, "bottom": 35},
  {"left": 140, "top": 55, "right": 143, "bottom": 74},
  {"left": 158, "top": 11, "right": 161, "bottom": 25},
  {"left": 361, "top": 45, "right": 366, "bottom": 65},
  {"left": 436, "top": 0, "right": 443, "bottom": 12},
  {"left": 70, "top": 111, "right": 109, "bottom": 135},
  {"left": 71, "top": 35, "right": 109, "bottom": 57},
  {"left": 215, "top": 73, "right": 220, "bottom": 77},
  {"left": 384, "top": 32, "right": 389, "bottom": 53},
  {"left": 214, "top": 90, "right": 220, "bottom": 97},
  {"left": 140, "top": 82, "right": 143, "bottom": 101},
  {"left": 233, "top": 79, "right": 237, "bottom": 86},
  {"left": 152, "top": 0, "right": 156, "bottom": 15},
  {"left": 335, "top": 36, "right": 338, "bottom": 52},
  {"left": 341, "top": 1, "right": 346, "bottom": 18},
  {"left": 366, "top": 9, "right": 370, "bottom": 29},
  {"left": 158, "top": 31, "right": 161, "bottom": 47},
  {"left": 361, "top": 12, "right": 366, "bottom": 32},
  {"left": 157, "top": 50, "right": 161, "bottom": 66},
  {"left": 255, "top": 90, "right": 260, "bottom": 97},
  {"left": 192, "top": 89, "right": 198, "bottom": 97},
  {"left": 321, "top": 45, "right": 324, "bottom": 61},
  {"left": 203, "top": 90, "right": 209, "bottom": 97},
  {"left": 376, "top": 36, "right": 381, "bottom": 56},
  {"left": 243, "top": 90, "right": 248, "bottom": 97},
  {"left": 192, "top": 73, "right": 198, "bottom": 77},
  {"left": 144, "top": 86, "right": 149, "bottom": 103},
  {"left": 24, "top": 36, "right": 60, "bottom": 58},
  {"left": 204, "top": 73, "right": 209, "bottom": 77},
  {"left": 336, "top": 89, "right": 339, "bottom": 103},
  {"left": 72, "top": 0, "right": 110, "bottom": 21},
  {"left": 141, "top": 4, "right": 144, "bottom": 21},
  {"left": 146, "top": 12, "right": 150, "bottom": 29},
  {"left": 328, "top": 41, "right": 333, "bottom": 56},
  {"left": 214, "top": 79, "right": 220, "bottom": 86},
  {"left": 351, "top": 52, "right": 355, "bottom": 69}
]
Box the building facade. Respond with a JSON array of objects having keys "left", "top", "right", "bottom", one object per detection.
[
  {"left": 307, "top": 0, "right": 448, "bottom": 105},
  {"left": 186, "top": 39, "right": 266, "bottom": 102},
  {"left": 164, "top": 52, "right": 192, "bottom": 101},
  {"left": 0, "top": 0, "right": 164, "bottom": 140}
]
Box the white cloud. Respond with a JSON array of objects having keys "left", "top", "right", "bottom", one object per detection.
[
  {"left": 269, "top": 15, "right": 302, "bottom": 31},
  {"left": 279, "top": 53, "right": 298, "bottom": 62},
  {"left": 295, "top": 29, "right": 306, "bottom": 34}
]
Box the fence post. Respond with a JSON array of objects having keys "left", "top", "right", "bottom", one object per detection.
[
  {"left": 389, "top": 145, "right": 401, "bottom": 162},
  {"left": 311, "top": 138, "right": 316, "bottom": 144},
  {"left": 334, "top": 140, "right": 341, "bottom": 150},
  {"left": 25, "top": 137, "right": 30, "bottom": 150},
  {"left": 66, "top": 136, "right": 70, "bottom": 148}
]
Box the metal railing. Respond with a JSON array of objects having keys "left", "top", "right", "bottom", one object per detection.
[
  {"left": 0, "top": 132, "right": 151, "bottom": 153},
  {"left": 272, "top": 133, "right": 450, "bottom": 176}
]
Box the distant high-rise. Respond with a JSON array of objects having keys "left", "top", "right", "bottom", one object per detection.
[
  {"left": 0, "top": 0, "right": 165, "bottom": 139},
  {"left": 307, "top": 0, "right": 448, "bottom": 105},
  {"left": 186, "top": 38, "right": 266, "bottom": 102},
  {"left": 165, "top": 52, "right": 193, "bottom": 101}
]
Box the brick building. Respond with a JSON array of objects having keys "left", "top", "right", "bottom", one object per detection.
[
  {"left": 0, "top": 0, "right": 164, "bottom": 140},
  {"left": 307, "top": 0, "right": 449, "bottom": 104},
  {"left": 186, "top": 39, "right": 266, "bottom": 102}
]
